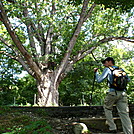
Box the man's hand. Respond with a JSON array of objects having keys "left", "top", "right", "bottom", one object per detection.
[{"left": 94, "top": 68, "right": 98, "bottom": 73}]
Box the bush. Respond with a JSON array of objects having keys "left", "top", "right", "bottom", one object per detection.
[{"left": 15, "top": 120, "right": 52, "bottom": 134}]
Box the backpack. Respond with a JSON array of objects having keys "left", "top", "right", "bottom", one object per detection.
[{"left": 108, "top": 66, "right": 128, "bottom": 91}]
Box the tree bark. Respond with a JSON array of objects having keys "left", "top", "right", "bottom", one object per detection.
[{"left": 36, "top": 71, "right": 59, "bottom": 106}]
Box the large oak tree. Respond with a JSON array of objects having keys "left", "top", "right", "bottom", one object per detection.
[{"left": 0, "top": 0, "right": 134, "bottom": 106}]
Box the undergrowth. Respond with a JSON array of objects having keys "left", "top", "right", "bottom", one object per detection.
[{"left": 0, "top": 106, "right": 53, "bottom": 134}]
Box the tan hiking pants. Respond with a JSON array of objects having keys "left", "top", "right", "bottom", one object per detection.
[{"left": 104, "top": 91, "right": 133, "bottom": 134}]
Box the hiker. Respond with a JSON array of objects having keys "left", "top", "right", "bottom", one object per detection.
[{"left": 94, "top": 57, "right": 133, "bottom": 134}]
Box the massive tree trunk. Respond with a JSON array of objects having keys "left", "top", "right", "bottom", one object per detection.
[{"left": 37, "top": 71, "right": 59, "bottom": 106}]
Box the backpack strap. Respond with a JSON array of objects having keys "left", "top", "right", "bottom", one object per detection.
[
  {"left": 107, "top": 66, "right": 117, "bottom": 94},
  {"left": 108, "top": 66, "right": 119, "bottom": 90},
  {"left": 108, "top": 66, "right": 114, "bottom": 71},
  {"left": 107, "top": 67, "right": 114, "bottom": 87},
  {"left": 108, "top": 66, "right": 119, "bottom": 71}
]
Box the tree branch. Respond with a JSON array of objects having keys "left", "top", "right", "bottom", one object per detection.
[
  {"left": 45, "top": 2, "right": 56, "bottom": 56},
  {"left": 74, "top": 46, "right": 97, "bottom": 62},
  {"left": 0, "top": 36, "right": 19, "bottom": 55},
  {"left": 72, "top": 36, "right": 134, "bottom": 64},
  {"left": 56, "top": 0, "right": 92, "bottom": 78},
  {"left": 0, "top": 50, "right": 35, "bottom": 77},
  {"left": 83, "top": 4, "right": 96, "bottom": 22},
  {"left": 0, "top": 36, "right": 35, "bottom": 76},
  {"left": 23, "top": 7, "right": 37, "bottom": 55},
  {"left": 64, "top": 36, "right": 134, "bottom": 74},
  {"left": 16, "top": 57, "right": 35, "bottom": 77},
  {"left": 22, "top": 4, "right": 48, "bottom": 71},
  {"left": 99, "top": 36, "right": 134, "bottom": 44}
]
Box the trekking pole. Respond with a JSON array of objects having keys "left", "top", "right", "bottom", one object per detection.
[
  {"left": 90, "top": 52, "right": 100, "bottom": 105},
  {"left": 90, "top": 71, "right": 96, "bottom": 105}
]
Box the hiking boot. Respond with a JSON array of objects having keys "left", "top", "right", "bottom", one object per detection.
[{"left": 108, "top": 130, "right": 117, "bottom": 133}]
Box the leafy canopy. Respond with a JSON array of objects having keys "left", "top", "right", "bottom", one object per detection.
[{"left": 69, "top": 0, "right": 134, "bottom": 12}]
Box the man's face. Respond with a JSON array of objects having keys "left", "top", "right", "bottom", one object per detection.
[{"left": 103, "top": 61, "right": 110, "bottom": 67}]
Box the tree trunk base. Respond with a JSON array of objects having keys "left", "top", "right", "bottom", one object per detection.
[{"left": 37, "top": 87, "right": 59, "bottom": 106}]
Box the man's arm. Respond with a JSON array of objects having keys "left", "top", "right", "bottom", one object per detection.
[{"left": 95, "top": 68, "right": 109, "bottom": 83}]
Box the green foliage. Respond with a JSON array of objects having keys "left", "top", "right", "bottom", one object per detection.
[
  {"left": 16, "top": 75, "right": 37, "bottom": 105},
  {"left": 0, "top": 73, "right": 37, "bottom": 105},
  {"left": 69, "top": 0, "right": 134, "bottom": 12},
  {"left": 0, "top": 107, "right": 52, "bottom": 134},
  {"left": 15, "top": 120, "right": 52, "bottom": 134},
  {"left": 59, "top": 56, "right": 106, "bottom": 106},
  {"left": 0, "top": 106, "right": 11, "bottom": 114},
  {"left": 34, "top": 109, "right": 48, "bottom": 117},
  {"left": 0, "top": 57, "right": 22, "bottom": 105},
  {"left": 1, "top": 0, "right": 132, "bottom": 66},
  {"left": 93, "top": 0, "right": 134, "bottom": 12}
]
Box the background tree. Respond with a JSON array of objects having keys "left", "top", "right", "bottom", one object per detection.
[{"left": 0, "top": 0, "right": 134, "bottom": 106}]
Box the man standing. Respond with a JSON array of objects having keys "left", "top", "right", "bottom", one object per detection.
[{"left": 94, "top": 57, "right": 133, "bottom": 134}]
